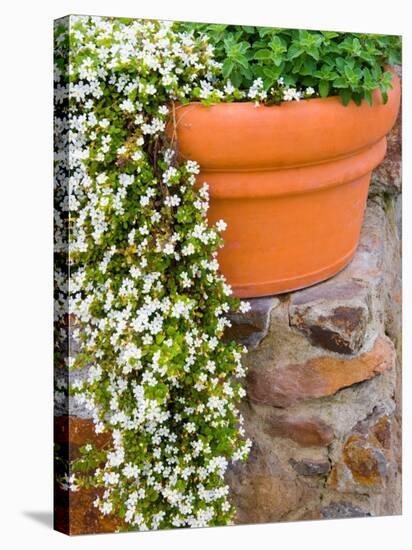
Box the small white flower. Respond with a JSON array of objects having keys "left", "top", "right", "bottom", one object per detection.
[
  {"left": 215, "top": 219, "right": 227, "bottom": 232},
  {"left": 119, "top": 99, "right": 135, "bottom": 112},
  {"left": 186, "top": 160, "right": 200, "bottom": 174},
  {"left": 239, "top": 301, "right": 251, "bottom": 313},
  {"left": 224, "top": 80, "right": 235, "bottom": 94}
]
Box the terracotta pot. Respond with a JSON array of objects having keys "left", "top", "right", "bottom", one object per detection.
[{"left": 169, "top": 68, "right": 400, "bottom": 298}]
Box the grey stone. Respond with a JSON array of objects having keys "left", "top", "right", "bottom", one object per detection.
[
  {"left": 289, "top": 458, "right": 331, "bottom": 476},
  {"left": 290, "top": 284, "right": 370, "bottom": 354},
  {"left": 319, "top": 501, "right": 371, "bottom": 519},
  {"left": 225, "top": 296, "right": 279, "bottom": 349}
]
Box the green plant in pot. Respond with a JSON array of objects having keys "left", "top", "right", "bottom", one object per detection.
[{"left": 171, "top": 23, "right": 401, "bottom": 297}]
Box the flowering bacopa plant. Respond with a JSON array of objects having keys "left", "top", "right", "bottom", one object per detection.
[{"left": 54, "top": 15, "right": 254, "bottom": 531}]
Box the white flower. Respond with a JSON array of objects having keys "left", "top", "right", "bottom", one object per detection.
[
  {"left": 182, "top": 243, "right": 195, "bottom": 256},
  {"left": 283, "top": 87, "right": 302, "bottom": 102},
  {"left": 224, "top": 80, "right": 235, "bottom": 94},
  {"left": 239, "top": 301, "right": 251, "bottom": 313},
  {"left": 96, "top": 173, "right": 108, "bottom": 184},
  {"left": 164, "top": 243, "right": 175, "bottom": 255},
  {"left": 186, "top": 160, "right": 200, "bottom": 174},
  {"left": 215, "top": 219, "right": 227, "bottom": 232},
  {"left": 101, "top": 501, "right": 113, "bottom": 515},
  {"left": 119, "top": 99, "right": 135, "bottom": 112},
  {"left": 248, "top": 78, "right": 267, "bottom": 100},
  {"left": 164, "top": 194, "right": 181, "bottom": 207}
]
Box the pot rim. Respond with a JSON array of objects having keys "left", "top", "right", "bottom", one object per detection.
[
  {"left": 168, "top": 67, "right": 400, "bottom": 171},
  {"left": 171, "top": 65, "right": 398, "bottom": 109}
]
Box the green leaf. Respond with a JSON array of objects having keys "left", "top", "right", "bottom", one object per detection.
[
  {"left": 230, "top": 69, "right": 243, "bottom": 88},
  {"left": 306, "top": 47, "right": 320, "bottom": 61},
  {"left": 254, "top": 49, "right": 272, "bottom": 60},
  {"left": 333, "top": 76, "right": 348, "bottom": 89},
  {"left": 258, "top": 27, "right": 277, "bottom": 38},
  {"left": 364, "top": 89, "right": 373, "bottom": 106},
  {"left": 262, "top": 66, "right": 282, "bottom": 80},
  {"left": 335, "top": 57, "right": 346, "bottom": 71},
  {"left": 240, "top": 64, "right": 254, "bottom": 81},
  {"left": 287, "top": 43, "right": 304, "bottom": 60},
  {"left": 222, "top": 59, "right": 234, "bottom": 78},
  {"left": 319, "top": 80, "right": 330, "bottom": 97},
  {"left": 339, "top": 89, "right": 352, "bottom": 106},
  {"left": 234, "top": 55, "right": 249, "bottom": 70}
]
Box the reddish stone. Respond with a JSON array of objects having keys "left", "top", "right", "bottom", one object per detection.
[
  {"left": 265, "top": 414, "right": 334, "bottom": 447},
  {"left": 344, "top": 434, "right": 387, "bottom": 484},
  {"left": 54, "top": 486, "right": 121, "bottom": 535},
  {"left": 54, "top": 416, "right": 118, "bottom": 535},
  {"left": 247, "top": 336, "right": 394, "bottom": 407},
  {"left": 328, "top": 411, "right": 393, "bottom": 494},
  {"left": 55, "top": 415, "right": 111, "bottom": 460},
  {"left": 371, "top": 415, "right": 392, "bottom": 449},
  {"left": 328, "top": 433, "right": 388, "bottom": 494},
  {"left": 227, "top": 444, "right": 313, "bottom": 524}
]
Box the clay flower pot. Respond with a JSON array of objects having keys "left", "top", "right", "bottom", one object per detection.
[{"left": 170, "top": 68, "right": 401, "bottom": 298}]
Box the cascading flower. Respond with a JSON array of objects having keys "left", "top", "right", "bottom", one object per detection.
[{"left": 54, "top": 15, "right": 252, "bottom": 531}]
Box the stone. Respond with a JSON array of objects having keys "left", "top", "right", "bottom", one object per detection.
[
  {"left": 328, "top": 434, "right": 388, "bottom": 494},
  {"left": 350, "top": 405, "right": 393, "bottom": 448},
  {"left": 290, "top": 282, "right": 370, "bottom": 354},
  {"left": 54, "top": 416, "right": 111, "bottom": 461},
  {"left": 54, "top": 486, "right": 121, "bottom": 535},
  {"left": 328, "top": 409, "right": 394, "bottom": 494},
  {"left": 279, "top": 371, "right": 396, "bottom": 441},
  {"left": 371, "top": 414, "right": 392, "bottom": 449},
  {"left": 319, "top": 501, "right": 371, "bottom": 519},
  {"left": 224, "top": 296, "right": 279, "bottom": 349},
  {"left": 54, "top": 416, "right": 119, "bottom": 535},
  {"left": 289, "top": 458, "right": 330, "bottom": 476},
  {"left": 247, "top": 336, "right": 395, "bottom": 407},
  {"left": 227, "top": 443, "right": 313, "bottom": 524},
  {"left": 265, "top": 414, "right": 334, "bottom": 447},
  {"left": 370, "top": 64, "right": 402, "bottom": 195},
  {"left": 342, "top": 202, "right": 386, "bottom": 286}
]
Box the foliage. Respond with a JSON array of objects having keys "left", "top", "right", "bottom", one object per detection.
[
  {"left": 54, "top": 15, "right": 252, "bottom": 531},
  {"left": 177, "top": 23, "right": 402, "bottom": 105}
]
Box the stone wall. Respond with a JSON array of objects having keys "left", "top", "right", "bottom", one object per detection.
[{"left": 54, "top": 74, "right": 402, "bottom": 532}]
